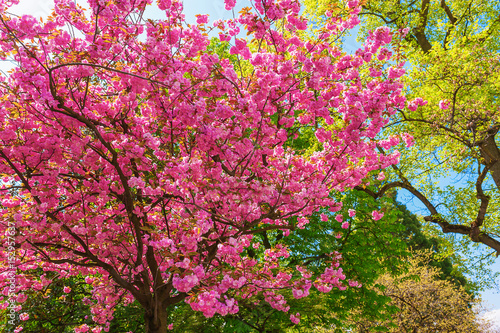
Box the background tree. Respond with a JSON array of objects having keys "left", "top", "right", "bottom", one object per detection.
[
  {"left": 347, "top": 250, "right": 485, "bottom": 333},
  {"left": 303, "top": 0, "right": 500, "bottom": 279},
  {"left": 0, "top": 0, "right": 408, "bottom": 332}
]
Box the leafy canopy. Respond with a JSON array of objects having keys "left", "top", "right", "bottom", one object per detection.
[{"left": 303, "top": 0, "right": 500, "bottom": 276}]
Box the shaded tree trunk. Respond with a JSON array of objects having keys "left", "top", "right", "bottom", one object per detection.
[
  {"left": 479, "top": 134, "right": 500, "bottom": 191},
  {"left": 144, "top": 304, "right": 169, "bottom": 333}
]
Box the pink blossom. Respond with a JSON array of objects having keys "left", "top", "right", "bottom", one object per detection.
[
  {"left": 369, "top": 67, "right": 382, "bottom": 77},
  {"left": 407, "top": 97, "right": 427, "bottom": 111},
  {"left": 292, "top": 288, "right": 305, "bottom": 299},
  {"left": 439, "top": 99, "right": 450, "bottom": 110},
  {"left": 75, "top": 324, "right": 89, "bottom": 333},
  {"left": 63, "top": 286, "right": 71, "bottom": 293},
  {"left": 341, "top": 222, "right": 349, "bottom": 229},
  {"left": 348, "top": 280, "right": 362, "bottom": 288},
  {"left": 290, "top": 313, "right": 301, "bottom": 324},
  {"left": 387, "top": 66, "right": 405, "bottom": 79},
  {"left": 218, "top": 32, "right": 231, "bottom": 42},
  {"left": 316, "top": 284, "right": 333, "bottom": 293},
  {"left": 348, "top": 209, "right": 356, "bottom": 217},
  {"left": 16, "top": 294, "right": 27, "bottom": 303},
  {"left": 173, "top": 274, "right": 199, "bottom": 293},
  {"left": 196, "top": 15, "right": 209, "bottom": 25},
  {"left": 372, "top": 210, "right": 384, "bottom": 221},
  {"left": 348, "top": 0, "right": 359, "bottom": 9},
  {"left": 168, "top": 324, "right": 174, "bottom": 330},
  {"left": 377, "top": 172, "right": 385, "bottom": 181},
  {"left": 19, "top": 313, "right": 29, "bottom": 321},
  {"left": 402, "top": 133, "right": 414, "bottom": 147},
  {"left": 224, "top": 0, "right": 236, "bottom": 10},
  {"left": 297, "top": 217, "right": 308, "bottom": 229}
]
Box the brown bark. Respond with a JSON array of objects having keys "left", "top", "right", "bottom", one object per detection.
[
  {"left": 479, "top": 134, "right": 500, "bottom": 191},
  {"left": 355, "top": 173, "right": 500, "bottom": 255},
  {"left": 144, "top": 304, "right": 169, "bottom": 333},
  {"left": 414, "top": 0, "right": 432, "bottom": 52},
  {"left": 142, "top": 292, "right": 187, "bottom": 333}
]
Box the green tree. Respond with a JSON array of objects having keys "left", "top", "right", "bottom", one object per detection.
[
  {"left": 347, "top": 250, "right": 484, "bottom": 333},
  {"left": 303, "top": 0, "right": 500, "bottom": 273}
]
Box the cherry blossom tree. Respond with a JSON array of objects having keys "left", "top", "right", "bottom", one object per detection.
[{"left": 0, "top": 0, "right": 407, "bottom": 332}]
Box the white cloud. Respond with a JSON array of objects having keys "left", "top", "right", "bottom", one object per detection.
[
  {"left": 482, "top": 309, "right": 500, "bottom": 331},
  {"left": 8, "top": 0, "right": 54, "bottom": 19}
]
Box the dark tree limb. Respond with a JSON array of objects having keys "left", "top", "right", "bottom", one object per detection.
[
  {"left": 479, "top": 133, "right": 500, "bottom": 191},
  {"left": 354, "top": 145, "right": 500, "bottom": 255},
  {"left": 413, "top": 0, "right": 432, "bottom": 52}
]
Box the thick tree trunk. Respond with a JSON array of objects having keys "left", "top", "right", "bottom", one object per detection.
[
  {"left": 479, "top": 134, "right": 500, "bottom": 191},
  {"left": 144, "top": 305, "right": 169, "bottom": 333}
]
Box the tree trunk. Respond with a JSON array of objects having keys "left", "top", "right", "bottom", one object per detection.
[
  {"left": 144, "top": 305, "right": 169, "bottom": 333},
  {"left": 479, "top": 134, "right": 500, "bottom": 191}
]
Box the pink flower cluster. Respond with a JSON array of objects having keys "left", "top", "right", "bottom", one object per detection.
[
  {"left": 290, "top": 313, "right": 301, "bottom": 324},
  {"left": 408, "top": 97, "right": 428, "bottom": 111},
  {"left": 439, "top": 99, "right": 450, "bottom": 110},
  {"left": 189, "top": 291, "right": 239, "bottom": 317},
  {"left": 372, "top": 210, "right": 385, "bottom": 221},
  {"left": 172, "top": 274, "right": 199, "bottom": 293},
  {"left": 314, "top": 264, "right": 347, "bottom": 293}
]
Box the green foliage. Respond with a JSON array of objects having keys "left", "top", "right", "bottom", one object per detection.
[
  {"left": 394, "top": 202, "right": 472, "bottom": 291},
  {"left": 109, "top": 301, "right": 145, "bottom": 333},
  {"left": 287, "top": 191, "right": 407, "bottom": 330},
  {"left": 8, "top": 272, "right": 93, "bottom": 333},
  {"left": 207, "top": 37, "right": 239, "bottom": 64},
  {"left": 206, "top": 37, "right": 253, "bottom": 79},
  {"left": 7, "top": 271, "right": 144, "bottom": 333}
]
